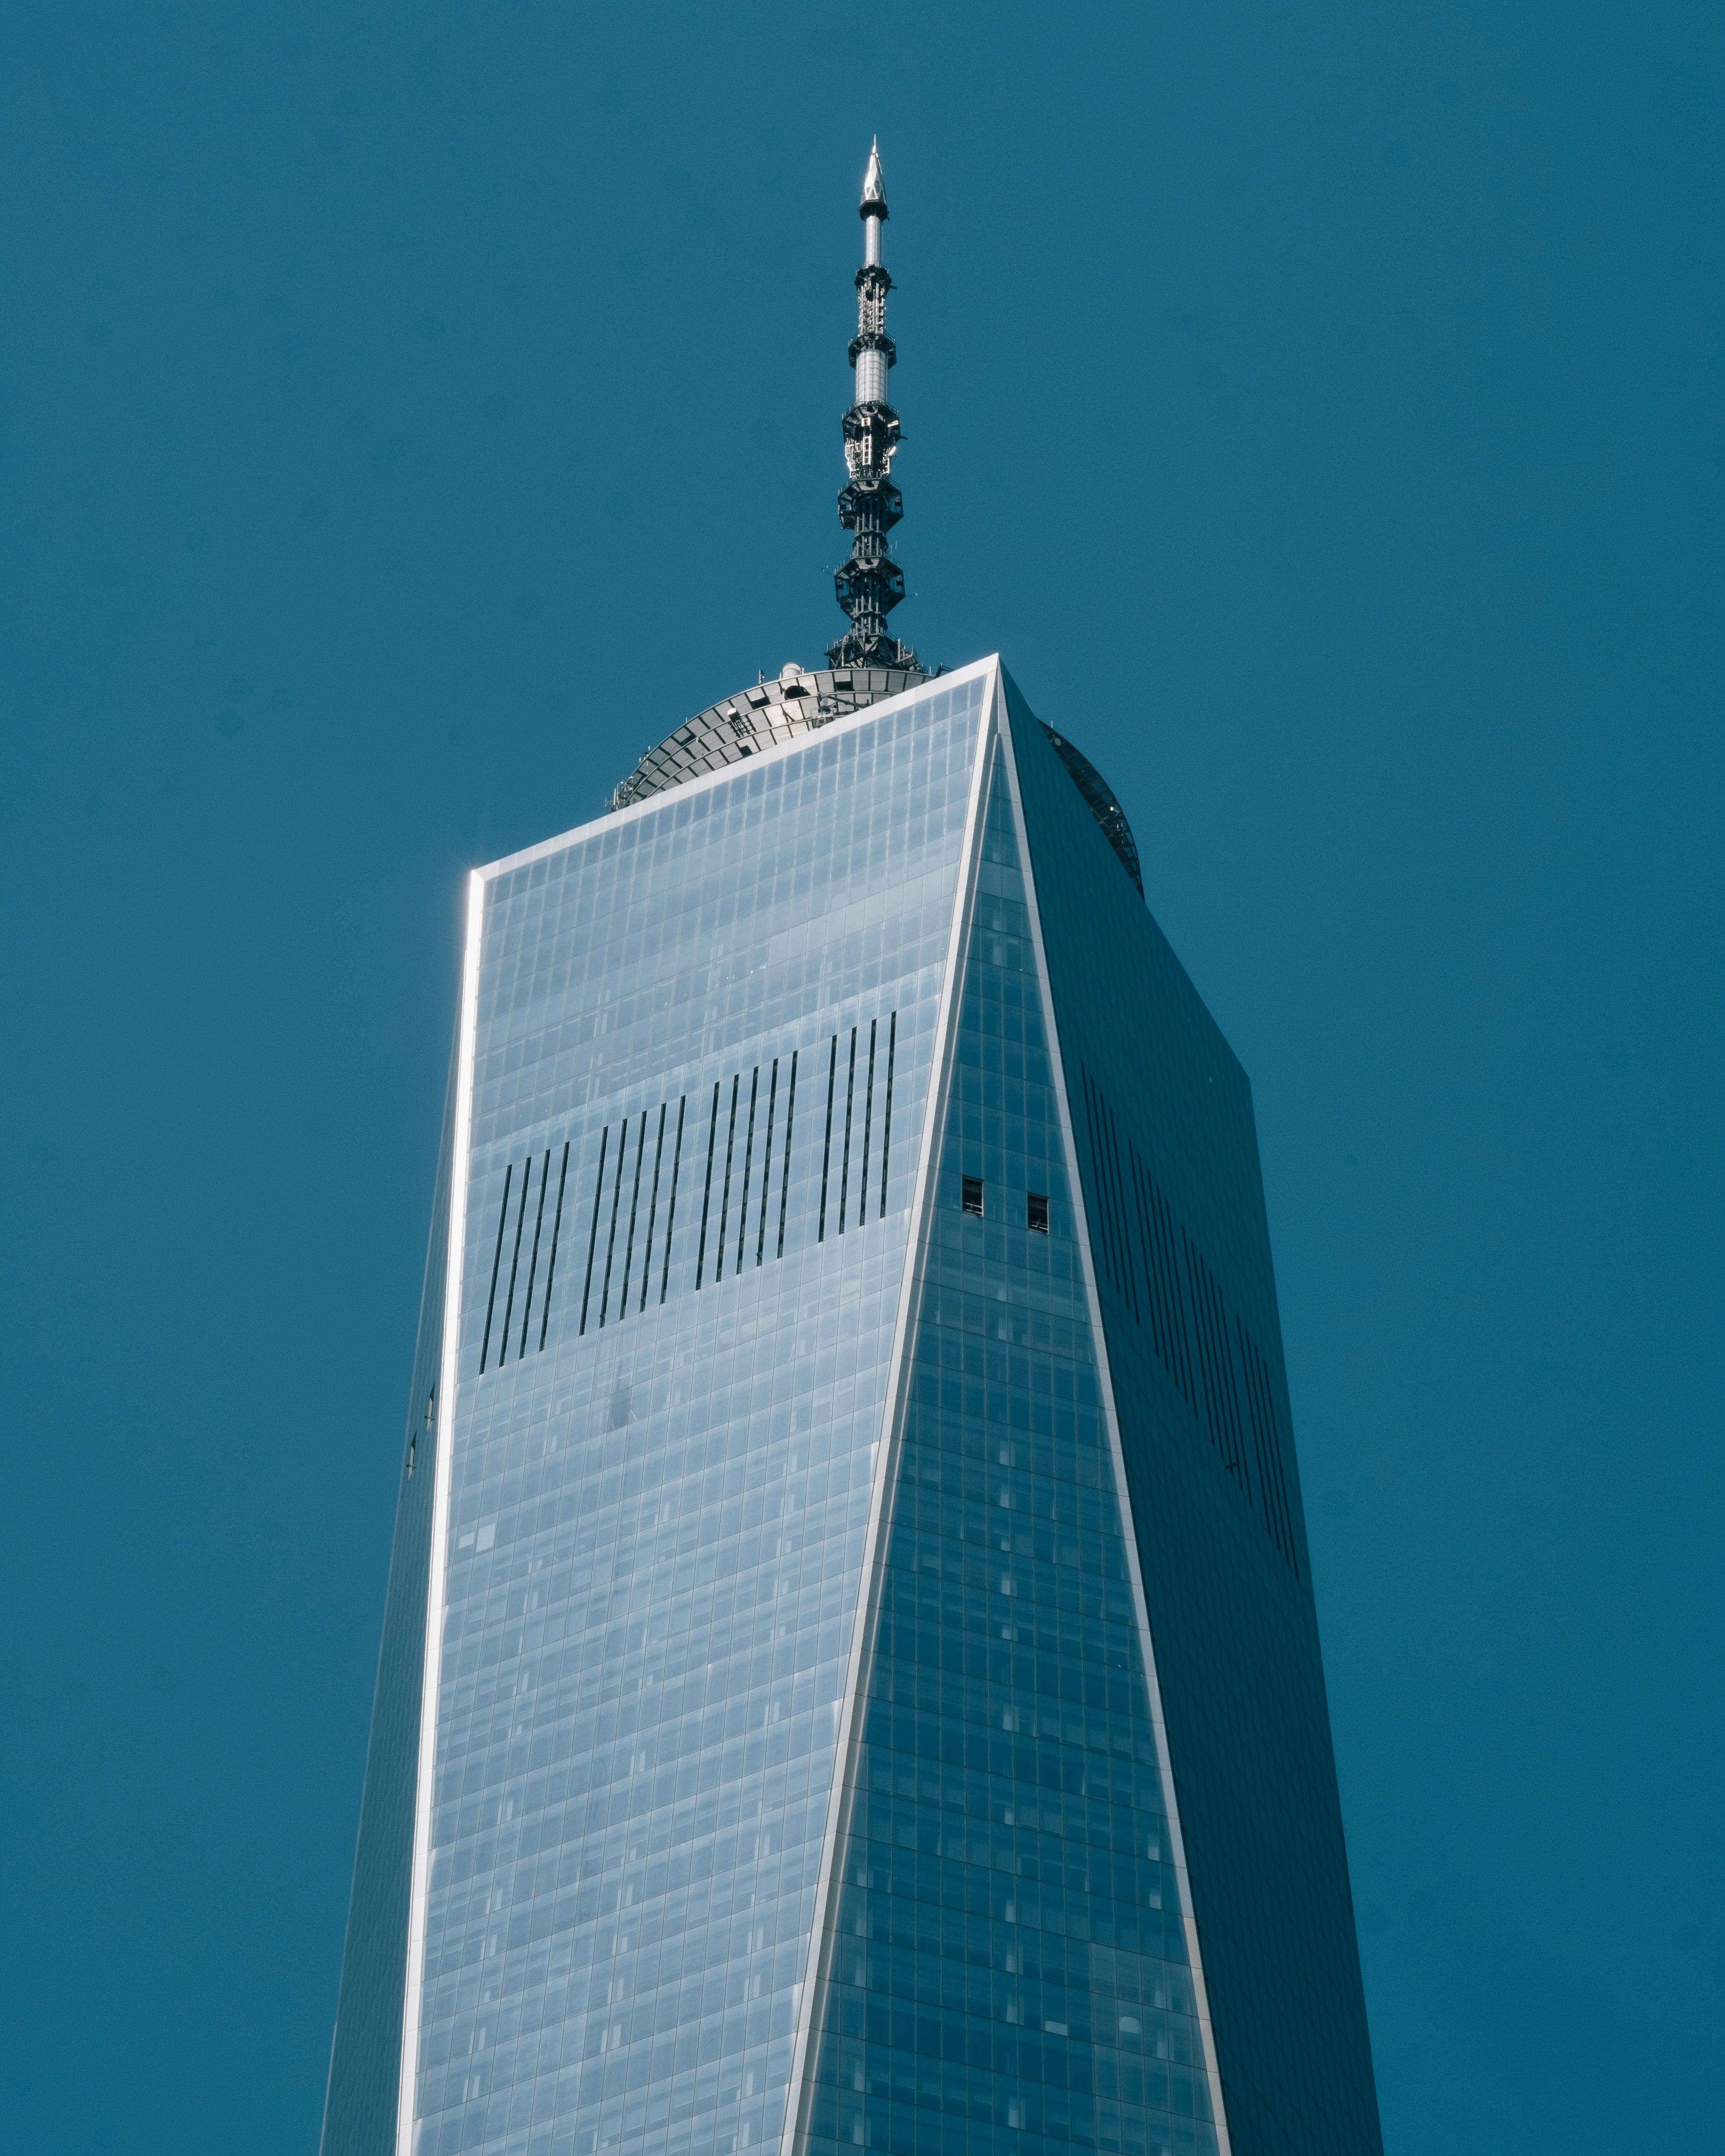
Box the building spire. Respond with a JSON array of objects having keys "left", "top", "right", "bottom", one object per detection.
[{"left": 828, "top": 140, "right": 920, "bottom": 671}]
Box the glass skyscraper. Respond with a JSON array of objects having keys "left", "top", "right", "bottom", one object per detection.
[{"left": 319, "top": 658, "right": 1383, "bottom": 2156}]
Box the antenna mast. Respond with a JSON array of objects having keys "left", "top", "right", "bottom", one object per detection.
[{"left": 828, "top": 141, "right": 920, "bottom": 670}]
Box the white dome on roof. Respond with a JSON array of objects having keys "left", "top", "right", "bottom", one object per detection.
[{"left": 778, "top": 661, "right": 804, "bottom": 683}]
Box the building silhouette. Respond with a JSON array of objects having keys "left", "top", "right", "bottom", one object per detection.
[{"left": 321, "top": 146, "right": 1382, "bottom": 2156}]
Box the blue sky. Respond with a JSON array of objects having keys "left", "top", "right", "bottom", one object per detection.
[{"left": 1, "top": 4, "right": 1719, "bottom": 2150}]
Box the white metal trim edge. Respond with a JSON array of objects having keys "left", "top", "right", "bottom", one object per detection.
[{"left": 396, "top": 868, "right": 486, "bottom": 2156}]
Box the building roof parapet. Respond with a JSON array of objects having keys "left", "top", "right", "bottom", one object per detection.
[{"left": 606, "top": 664, "right": 933, "bottom": 811}]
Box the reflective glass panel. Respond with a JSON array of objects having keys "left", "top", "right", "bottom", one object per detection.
[
  {"left": 805, "top": 761, "right": 1220, "bottom": 2156},
  {"left": 413, "top": 677, "right": 986, "bottom": 2156}
]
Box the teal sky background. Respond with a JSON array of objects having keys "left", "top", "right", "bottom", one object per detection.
[{"left": 2, "top": 5, "right": 1720, "bottom": 2150}]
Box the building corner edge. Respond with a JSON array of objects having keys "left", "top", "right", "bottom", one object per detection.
[
  {"left": 992, "top": 695, "right": 1235, "bottom": 2156},
  {"left": 395, "top": 869, "right": 488, "bottom": 2156}
]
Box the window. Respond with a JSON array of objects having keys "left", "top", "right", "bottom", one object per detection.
[
  {"left": 1027, "top": 1191, "right": 1049, "bottom": 1233},
  {"left": 961, "top": 1175, "right": 984, "bottom": 1217}
]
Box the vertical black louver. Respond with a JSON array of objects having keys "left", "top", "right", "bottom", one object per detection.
[
  {"left": 1076, "top": 1069, "right": 1299, "bottom": 1572},
  {"left": 484, "top": 1011, "right": 900, "bottom": 1369}
]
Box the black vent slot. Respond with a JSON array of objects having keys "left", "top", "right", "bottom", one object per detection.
[
  {"left": 714, "top": 1076, "right": 741, "bottom": 1283},
  {"left": 1183, "top": 1233, "right": 1250, "bottom": 1498},
  {"left": 856, "top": 1022, "right": 878, "bottom": 1227},
  {"left": 754, "top": 1062, "right": 779, "bottom": 1267},
  {"left": 516, "top": 1148, "right": 553, "bottom": 1360},
  {"left": 878, "top": 1012, "right": 896, "bottom": 1219},
  {"left": 480, "top": 1142, "right": 575, "bottom": 1369},
  {"left": 637, "top": 1104, "right": 668, "bottom": 1315},
  {"left": 1077, "top": 1065, "right": 1299, "bottom": 1573},
  {"left": 596, "top": 1112, "right": 630, "bottom": 1325},
  {"left": 479, "top": 1161, "right": 513, "bottom": 1374},
  {"left": 1132, "top": 1148, "right": 1197, "bottom": 1414},
  {"left": 537, "top": 1144, "right": 571, "bottom": 1350},
  {"left": 734, "top": 1067, "right": 761, "bottom": 1274},
  {"left": 578, "top": 1129, "right": 609, "bottom": 1335},
  {"left": 482, "top": 1010, "right": 900, "bottom": 1371},
  {"left": 659, "top": 1097, "right": 687, "bottom": 1305},
  {"left": 1079, "top": 1067, "right": 1138, "bottom": 1320},
  {"left": 818, "top": 1035, "right": 839, "bottom": 1240},
  {"left": 1237, "top": 1317, "right": 1299, "bottom": 1576},
  {"left": 696, "top": 1080, "right": 722, "bottom": 1289},
  {"left": 616, "top": 1112, "right": 649, "bottom": 1316},
  {"left": 837, "top": 1027, "right": 858, "bottom": 1231},
  {"left": 776, "top": 1051, "right": 798, "bottom": 1259}
]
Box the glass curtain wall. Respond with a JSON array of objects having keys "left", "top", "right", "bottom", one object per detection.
[
  {"left": 804, "top": 763, "right": 1222, "bottom": 2156},
  {"left": 411, "top": 676, "right": 986, "bottom": 2156}
]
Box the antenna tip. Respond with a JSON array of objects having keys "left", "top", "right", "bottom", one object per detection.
[{"left": 860, "top": 139, "right": 888, "bottom": 220}]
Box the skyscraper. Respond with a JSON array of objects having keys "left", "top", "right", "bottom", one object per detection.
[{"left": 321, "top": 147, "right": 1382, "bottom": 2156}]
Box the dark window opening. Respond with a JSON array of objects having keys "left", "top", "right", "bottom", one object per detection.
[
  {"left": 962, "top": 1176, "right": 984, "bottom": 1217},
  {"left": 1027, "top": 1191, "right": 1049, "bottom": 1233}
]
